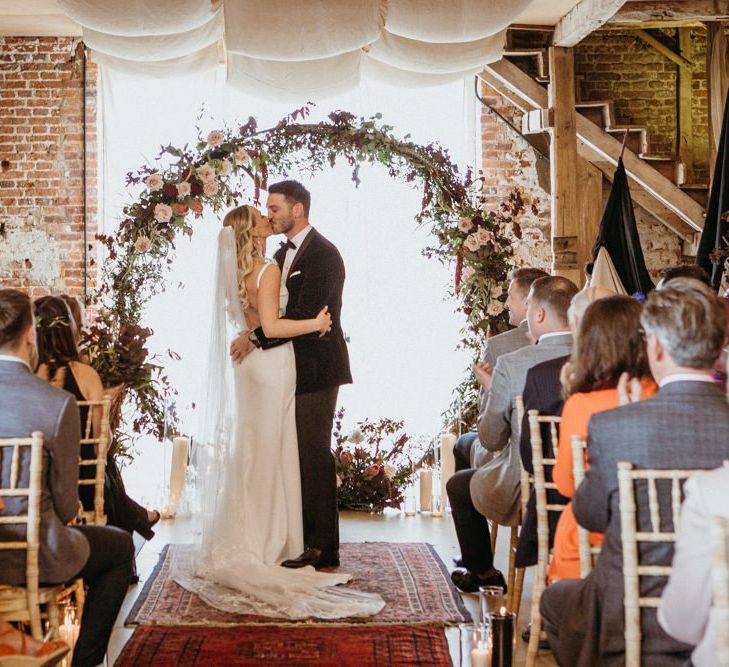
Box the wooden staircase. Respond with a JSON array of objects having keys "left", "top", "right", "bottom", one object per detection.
[{"left": 481, "top": 51, "right": 706, "bottom": 248}]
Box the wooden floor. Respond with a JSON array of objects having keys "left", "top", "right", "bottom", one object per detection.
[{"left": 107, "top": 507, "right": 557, "bottom": 665}]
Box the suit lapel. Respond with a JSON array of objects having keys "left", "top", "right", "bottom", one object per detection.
[{"left": 287, "top": 228, "right": 318, "bottom": 279}]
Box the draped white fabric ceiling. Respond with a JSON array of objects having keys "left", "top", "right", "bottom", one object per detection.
[{"left": 57, "top": 0, "right": 532, "bottom": 97}]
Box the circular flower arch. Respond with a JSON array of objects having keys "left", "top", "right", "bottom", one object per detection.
[{"left": 86, "top": 105, "right": 523, "bottom": 452}]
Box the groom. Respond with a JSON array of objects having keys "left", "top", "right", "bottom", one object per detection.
[{"left": 231, "top": 180, "right": 352, "bottom": 569}]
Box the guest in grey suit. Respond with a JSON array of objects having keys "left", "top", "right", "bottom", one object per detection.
[
  {"left": 540, "top": 278, "right": 729, "bottom": 666},
  {"left": 453, "top": 267, "right": 547, "bottom": 472},
  {"left": 448, "top": 276, "right": 578, "bottom": 592},
  {"left": 658, "top": 466, "right": 729, "bottom": 667},
  {"left": 0, "top": 289, "right": 134, "bottom": 667}
]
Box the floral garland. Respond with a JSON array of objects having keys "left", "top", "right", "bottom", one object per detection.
[{"left": 89, "top": 105, "right": 520, "bottom": 451}]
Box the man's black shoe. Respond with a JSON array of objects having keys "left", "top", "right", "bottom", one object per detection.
[
  {"left": 521, "top": 623, "right": 551, "bottom": 650},
  {"left": 281, "top": 547, "right": 340, "bottom": 569},
  {"left": 452, "top": 556, "right": 465, "bottom": 568},
  {"left": 450, "top": 567, "right": 507, "bottom": 594}
]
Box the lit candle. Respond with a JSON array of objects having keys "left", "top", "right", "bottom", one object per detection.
[
  {"left": 471, "top": 623, "right": 492, "bottom": 667},
  {"left": 440, "top": 432, "right": 456, "bottom": 509},
  {"left": 491, "top": 607, "right": 515, "bottom": 667},
  {"left": 419, "top": 467, "right": 433, "bottom": 511}
]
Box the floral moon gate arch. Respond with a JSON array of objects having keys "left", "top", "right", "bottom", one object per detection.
[{"left": 89, "top": 106, "right": 520, "bottom": 447}]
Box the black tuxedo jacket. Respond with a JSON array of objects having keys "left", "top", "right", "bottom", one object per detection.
[
  {"left": 253, "top": 228, "right": 352, "bottom": 394},
  {"left": 514, "top": 354, "right": 570, "bottom": 568}
]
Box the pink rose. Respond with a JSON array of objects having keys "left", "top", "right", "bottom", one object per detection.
[
  {"left": 233, "top": 147, "right": 250, "bottom": 163},
  {"left": 196, "top": 164, "right": 216, "bottom": 183},
  {"left": 458, "top": 217, "right": 473, "bottom": 233},
  {"left": 487, "top": 300, "right": 505, "bottom": 317},
  {"left": 490, "top": 284, "right": 503, "bottom": 299},
  {"left": 203, "top": 180, "right": 219, "bottom": 196},
  {"left": 461, "top": 266, "right": 476, "bottom": 283},
  {"left": 153, "top": 203, "right": 173, "bottom": 223},
  {"left": 339, "top": 451, "right": 353, "bottom": 464},
  {"left": 366, "top": 464, "right": 381, "bottom": 479},
  {"left": 463, "top": 234, "right": 482, "bottom": 253},
  {"left": 144, "top": 173, "right": 163, "bottom": 191},
  {"left": 476, "top": 228, "right": 492, "bottom": 245},
  {"left": 134, "top": 236, "right": 152, "bottom": 253},
  {"left": 207, "top": 130, "right": 225, "bottom": 147},
  {"left": 172, "top": 202, "right": 189, "bottom": 217},
  {"left": 176, "top": 181, "right": 191, "bottom": 198}
]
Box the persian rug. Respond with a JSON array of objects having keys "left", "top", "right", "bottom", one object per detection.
[
  {"left": 115, "top": 623, "right": 453, "bottom": 666},
  {"left": 126, "top": 542, "right": 471, "bottom": 626}
]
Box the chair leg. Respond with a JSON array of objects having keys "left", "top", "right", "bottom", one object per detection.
[
  {"left": 46, "top": 597, "right": 61, "bottom": 640},
  {"left": 526, "top": 563, "right": 547, "bottom": 667},
  {"left": 490, "top": 521, "right": 498, "bottom": 554},
  {"left": 74, "top": 579, "right": 86, "bottom": 621},
  {"left": 507, "top": 527, "right": 518, "bottom": 605},
  {"left": 511, "top": 567, "right": 526, "bottom": 624}
]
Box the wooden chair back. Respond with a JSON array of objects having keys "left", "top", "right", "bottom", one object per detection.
[
  {"left": 526, "top": 410, "right": 568, "bottom": 666},
  {"left": 0, "top": 432, "right": 46, "bottom": 638},
  {"left": 77, "top": 395, "right": 111, "bottom": 525},
  {"left": 618, "top": 462, "right": 707, "bottom": 667},
  {"left": 571, "top": 435, "right": 601, "bottom": 577},
  {"left": 711, "top": 515, "right": 729, "bottom": 667}
]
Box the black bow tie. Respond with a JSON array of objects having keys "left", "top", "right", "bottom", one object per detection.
[{"left": 279, "top": 240, "right": 297, "bottom": 251}]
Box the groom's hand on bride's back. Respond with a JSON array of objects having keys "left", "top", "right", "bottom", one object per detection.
[{"left": 230, "top": 331, "right": 254, "bottom": 364}]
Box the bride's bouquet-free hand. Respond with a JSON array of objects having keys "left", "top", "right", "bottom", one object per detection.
[{"left": 332, "top": 408, "right": 431, "bottom": 513}]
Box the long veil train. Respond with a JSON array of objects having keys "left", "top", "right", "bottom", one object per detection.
[{"left": 173, "top": 227, "right": 384, "bottom": 619}]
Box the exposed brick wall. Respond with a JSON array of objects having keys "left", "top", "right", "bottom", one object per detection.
[{"left": 0, "top": 37, "right": 98, "bottom": 300}]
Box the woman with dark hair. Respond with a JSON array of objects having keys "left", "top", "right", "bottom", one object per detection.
[
  {"left": 33, "top": 296, "right": 159, "bottom": 543},
  {"left": 549, "top": 295, "right": 657, "bottom": 580}
]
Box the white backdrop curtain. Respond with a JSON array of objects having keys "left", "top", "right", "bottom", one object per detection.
[{"left": 59, "top": 0, "right": 532, "bottom": 97}]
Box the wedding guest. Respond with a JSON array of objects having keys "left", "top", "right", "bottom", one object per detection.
[
  {"left": 549, "top": 295, "right": 656, "bottom": 581},
  {"left": 515, "top": 286, "right": 615, "bottom": 570},
  {"left": 453, "top": 267, "right": 548, "bottom": 473},
  {"left": 60, "top": 294, "right": 84, "bottom": 333},
  {"left": 33, "top": 296, "right": 160, "bottom": 540},
  {"left": 540, "top": 278, "right": 729, "bottom": 666},
  {"left": 448, "top": 276, "right": 578, "bottom": 592},
  {"left": 656, "top": 263, "right": 711, "bottom": 288},
  {"left": 0, "top": 288, "right": 134, "bottom": 667},
  {"left": 658, "top": 465, "right": 729, "bottom": 667}
]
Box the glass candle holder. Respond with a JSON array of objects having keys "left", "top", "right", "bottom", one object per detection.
[
  {"left": 431, "top": 494, "right": 443, "bottom": 517},
  {"left": 479, "top": 585, "right": 505, "bottom": 624},
  {"left": 471, "top": 623, "right": 492, "bottom": 667},
  {"left": 404, "top": 495, "right": 416, "bottom": 516}
]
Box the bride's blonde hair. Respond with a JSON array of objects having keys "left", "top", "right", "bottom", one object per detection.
[{"left": 222, "top": 205, "right": 263, "bottom": 308}]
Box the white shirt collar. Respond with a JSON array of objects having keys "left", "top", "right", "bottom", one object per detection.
[
  {"left": 659, "top": 372, "right": 715, "bottom": 387},
  {"left": 537, "top": 331, "right": 571, "bottom": 343},
  {"left": 0, "top": 354, "right": 31, "bottom": 371},
  {"left": 289, "top": 225, "right": 313, "bottom": 249}
]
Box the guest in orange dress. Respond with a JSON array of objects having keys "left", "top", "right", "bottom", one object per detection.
[{"left": 549, "top": 295, "right": 657, "bottom": 581}]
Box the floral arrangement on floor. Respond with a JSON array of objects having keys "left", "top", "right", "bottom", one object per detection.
[
  {"left": 90, "top": 104, "right": 526, "bottom": 454},
  {"left": 332, "top": 408, "right": 432, "bottom": 513}
]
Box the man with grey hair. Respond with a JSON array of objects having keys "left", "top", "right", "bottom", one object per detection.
[{"left": 540, "top": 278, "right": 729, "bottom": 666}]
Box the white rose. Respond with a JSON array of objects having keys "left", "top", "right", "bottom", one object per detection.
[
  {"left": 461, "top": 266, "right": 476, "bottom": 284},
  {"left": 476, "top": 228, "right": 492, "bottom": 245},
  {"left": 216, "top": 159, "right": 233, "bottom": 176},
  {"left": 196, "top": 164, "right": 216, "bottom": 183},
  {"left": 176, "top": 181, "right": 191, "bottom": 198},
  {"left": 463, "top": 234, "right": 482, "bottom": 253},
  {"left": 490, "top": 284, "right": 503, "bottom": 299},
  {"left": 144, "top": 173, "right": 163, "bottom": 191},
  {"left": 233, "top": 147, "right": 250, "bottom": 163},
  {"left": 207, "top": 130, "right": 225, "bottom": 147},
  {"left": 348, "top": 429, "right": 364, "bottom": 445},
  {"left": 134, "top": 236, "right": 152, "bottom": 253},
  {"left": 487, "top": 300, "right": 505, "bottom": 317},
  {"left": 153, "top": 203, "right": 173, "bottom": 223},
  {"left": 383, "top": 464, "right": 396, "bottom": 480},
  {"left": 203, "top": 180, "right": 219, "bottom": 196},
  {"left": 458, "top": 217, "right": 473, "bottom": 233}
]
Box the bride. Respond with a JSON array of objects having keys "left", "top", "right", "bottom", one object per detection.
[{"left": 174, "top": 205, "right": 384, "bottom": 619}]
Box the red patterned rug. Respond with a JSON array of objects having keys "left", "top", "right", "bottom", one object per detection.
[
  {"left": 115, "top": 623, "right": 453, "bottom": 666},
  {"left": 126, "top": 543, "right": 471, "bottom": 626}
]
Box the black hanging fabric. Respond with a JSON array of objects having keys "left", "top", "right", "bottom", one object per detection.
[
  {"left": 696, "top": 86, "right": 729, "bottom": 291},
  {"left": 592, "top": 157, "right": 655, "bottom": 295}
]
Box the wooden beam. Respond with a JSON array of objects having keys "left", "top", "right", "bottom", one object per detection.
[
  {"left": 610, "top": 1, "right": 729, "bottom": 24},
  {"left": 554, "top": 0, "right": 629, "bottom": 47},
  {"left": 481, "top": 58, "right": 705, "bottom": 234},
  {"left": 634, "top": 29, "right": 693, "bottom": 69},
  {"left": 677, "top": 29, "right": 695, "bottom": 182},
  {"left": 576, "top": 161, "right": 604, "bottom": 282},
  {"left": 548, "top": 47, "right": 581, "bottom": 282}
]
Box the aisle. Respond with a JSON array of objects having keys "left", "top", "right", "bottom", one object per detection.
[{"left": 107, "top": 510, "right": 556, "bottom": 665}]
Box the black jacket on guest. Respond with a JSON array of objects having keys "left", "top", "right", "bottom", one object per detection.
[
  {"left": 254, "top": 228, "right": 352, "bottom": 394},
  {"left": 514, "top": 354, "right": 570, "bottom": 568}
]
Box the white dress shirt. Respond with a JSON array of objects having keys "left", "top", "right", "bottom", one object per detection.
[
  {"left": 659, "top": 372, "right": 715, "bottom": 387},
  {"left": 281, "top": 225, "right": 313, "bottom": 283}
]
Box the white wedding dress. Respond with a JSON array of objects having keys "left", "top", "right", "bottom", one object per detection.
[{"left": 174, "top": 227, "right": 384, "bottom": 619}]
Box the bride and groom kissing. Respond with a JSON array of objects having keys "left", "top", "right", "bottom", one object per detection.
[{"left": 174, "top": 180, "right": 384, "bottom": 619}]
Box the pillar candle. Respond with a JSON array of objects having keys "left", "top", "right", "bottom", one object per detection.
[
  {"left": 419, "top": 467, "right": 433, "bottom": 511},
  {"left": 491, "top": 608, "right": 515, "bottom": 667},
  {"left": 168, "top": 436, "right": 190, "bottom": 509},
  {"left": 440, "top": 432, "right": 457, "bottom": 509}
]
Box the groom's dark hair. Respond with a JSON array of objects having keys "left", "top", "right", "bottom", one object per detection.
[
  {"left": 0, "top": 288, "right": 33, "bottom": 350},
  {"left": 268, "top": 180, "right": 311, "bottom": 218}
]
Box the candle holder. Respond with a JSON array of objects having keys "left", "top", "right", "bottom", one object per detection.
[
  {"left": 490, "top": 607, "right": 515, "bottom": 667},
  {"left": 404, "top": 495, "right": 416, "bottom": 517},
  {"left": 471, "top": 623, "right": 492, "bottom": 667},
  {"left": 431, "top": 494, "right": 443, "bottom": 517},
  {"left": 478, "top": 585, "right": 504, "bottom": 624}
]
